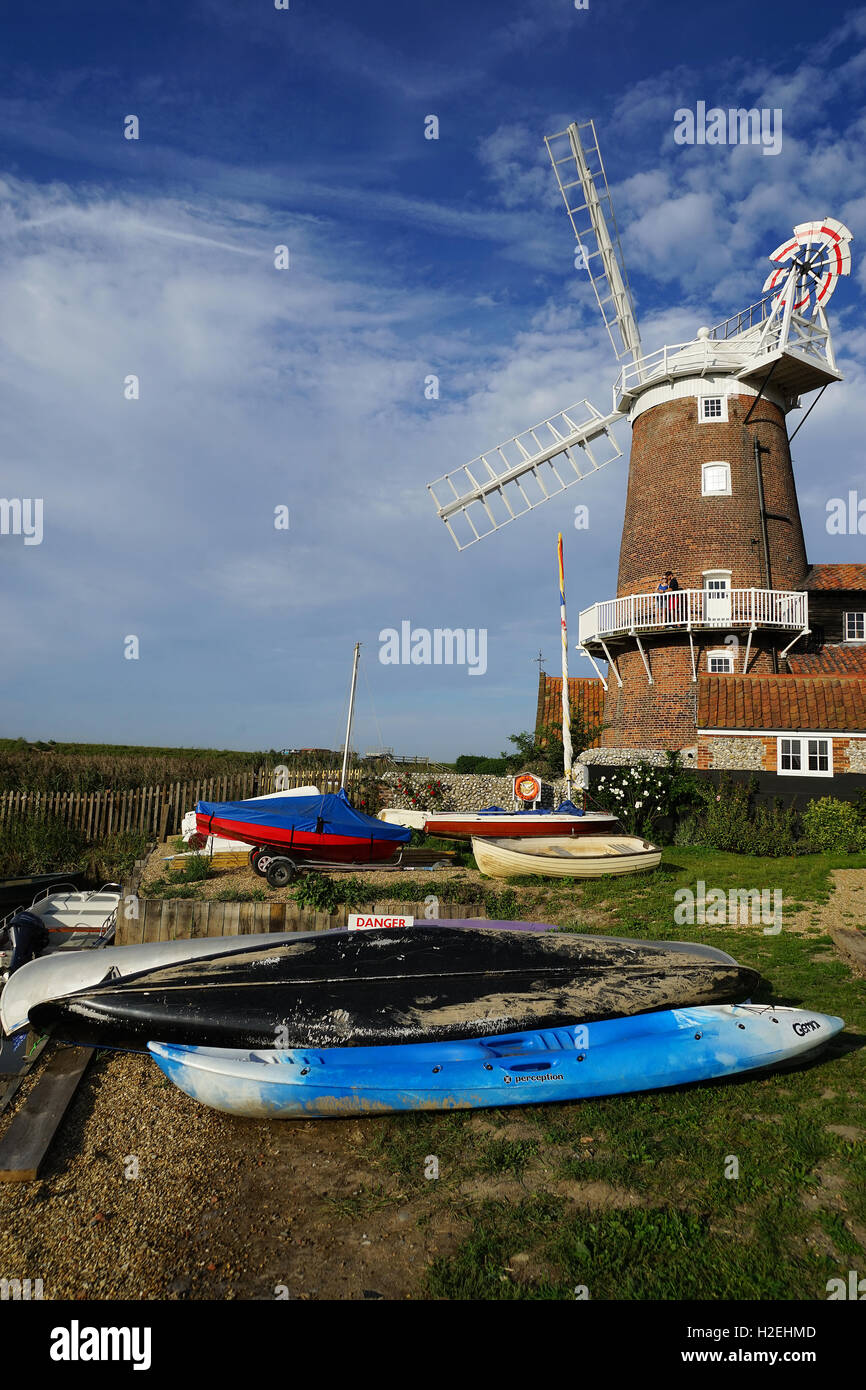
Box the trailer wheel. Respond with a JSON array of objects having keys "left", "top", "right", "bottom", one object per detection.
[
  {"left": 266, "top": 857, "right": 297, "bottom": 888},
  {"left": 250, "top": 848, "right": 273, "bottom": 877}
]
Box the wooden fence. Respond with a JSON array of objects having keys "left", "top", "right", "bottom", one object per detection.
[
  {"left": 0, "top": 766, "right": 364, "bottom": 842},
  {"left": 116, "top": 897, "right": 485, "bottom": 947}
]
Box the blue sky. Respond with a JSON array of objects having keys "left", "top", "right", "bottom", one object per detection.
[{"left": 1, "top": 0, "right": 864, "bottom": 759}]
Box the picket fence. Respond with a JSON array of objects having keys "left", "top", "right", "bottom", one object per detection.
[{"left": 0, "top": 766, "right": 363, "bottom": 842}]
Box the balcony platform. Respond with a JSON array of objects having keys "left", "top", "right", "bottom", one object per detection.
[{"left": 578, "top": 589, "right": 809, "bottom": 684}]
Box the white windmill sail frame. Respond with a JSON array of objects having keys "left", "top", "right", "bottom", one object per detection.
[
  {"left": 545, "top": 121, "right": 642, "bottom": 367},
  {"left": 428, "top": 400, "right": 624, "bottom": 550}
]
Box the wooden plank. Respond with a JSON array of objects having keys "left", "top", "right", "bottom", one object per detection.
[
  {"left": 206, "top": 902, "right": 227, "bottom": 937},
  {"left": 0, "top": 1046, "right": 94, "bottom": 1183},
  {"left": 191, "top": 902, "right": 208, "bottom": 939},
  {"left": 142, "top": 900, "right": 161, "bottom": 945},
  {"left": 0, "top": 1032, "right": 31, "bottom": 1079},
  {"left": 0, "top": 1033, "right": 51, "bottom": 1116},
  {"left": 830, "top": 925, "right": 866, "bottom": 979},
  {"left": 174, "top": 899, "right": 194, "bottom": 942}
]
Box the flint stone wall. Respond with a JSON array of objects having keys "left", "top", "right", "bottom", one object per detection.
[
  {"left": 378, "top": 767, "right": 589, "bottom": 812},
  {"left": 579, "top": 747, "right": 697, "bottom": 767}
]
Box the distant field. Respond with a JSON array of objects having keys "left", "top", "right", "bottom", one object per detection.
[{"left": 0, "top": 739, "right": 275, "bottom": 792}]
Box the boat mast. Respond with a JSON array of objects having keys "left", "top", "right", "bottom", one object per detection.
[
  {"left": 558, "top": 534, "right": 573, "bottom": 800},
  {"left": 340, "top": 642, "right": 361, "bottom": 790}
]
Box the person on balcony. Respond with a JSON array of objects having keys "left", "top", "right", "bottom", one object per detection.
[
  {"left": 655, "top": 573, "right": 670, "bottom": 624},
  {"left": 667, "top": 571, "right": 680, "bottom": 620}
]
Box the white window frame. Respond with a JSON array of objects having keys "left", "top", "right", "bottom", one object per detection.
[
  {"left": 698, "top": 396, "right": 728, "bottom": 423},
  {"left": 776, "top": 736, "right": 833, "bottom": 778},
  {"left": 702, "top": 461, "right": 731, "bottom": 496},
  {"left": 702, "top": 569, "right": 732, "bottom": 592},
  {"left": 707, "top": 649, "right": 734, "bottom": 673},
  {"left": 844, "top": 611, "right": 866, "bottom": 642}
]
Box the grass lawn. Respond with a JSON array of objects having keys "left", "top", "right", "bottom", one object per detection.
[{"left": 359, "top": 848, "right": 866, "bottom": 1299}]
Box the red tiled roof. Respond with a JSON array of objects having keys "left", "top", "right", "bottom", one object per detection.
[
  {"left": 698, "top": 673, "right": 866, "bottom": 732},
  {"left": 804, "top": 564, "right": 866, "bottom": 592},
  {"left": 788, "top": 646, "right": 866, "bottom": 676},
  {"left": 536, "top": 675, "right": 605, "bottom": 747}
]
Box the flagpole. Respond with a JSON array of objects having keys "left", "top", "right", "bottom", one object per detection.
[{"left": 558, "top": 533, "right": 573, "bottom": 801}]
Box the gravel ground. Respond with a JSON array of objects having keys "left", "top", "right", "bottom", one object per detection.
[
  {"left": 0, "top": 1048, "right": 459, "bottom": 1300},
  {"left": 142, "top": 840, "right": 478, "bottom": 902}
]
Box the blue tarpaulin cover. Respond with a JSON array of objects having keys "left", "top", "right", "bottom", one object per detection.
[
  {"left": 197, "top": 789, "right": 411, "bottom": 842},
  {"left": 555, "top": 800, "right": 585, "bottom": 816}
]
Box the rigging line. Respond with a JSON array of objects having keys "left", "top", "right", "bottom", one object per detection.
[
  {"left": 361, "top": 658, "right": 387, "bottom": 758},
  {"left": 334, "top": 653, "right": 358, "bottom": 775}
]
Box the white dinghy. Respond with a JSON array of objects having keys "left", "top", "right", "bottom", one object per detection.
[{"left": 472, "top": 834, "right": 661, "bottom": 879}]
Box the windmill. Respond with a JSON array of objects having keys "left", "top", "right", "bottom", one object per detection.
[{"left": 427, "top": 120, "right": 854, "bottom": 753}]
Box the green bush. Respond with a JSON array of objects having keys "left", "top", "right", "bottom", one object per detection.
[
  {"left": 689, "top": 777, "right": 754, "bottom": 853},
  {"left": 0, "top": 814, "right": 88, "bottom": 877},
  {"left": 749, "top": 802, "right": 800, "bottom": 857},
  {"left": 453, "top": 754, "right": 508, "bottom": 775},
  {"left": 801, "top": 797, "right": 866, "bottom": 853},
  {"left": 292, "top": 873, "right": 348, "bottom": 911},
  {"left": 82, "top": 829, "right": 149, "bottom": 882},
  {"left": 176, "top": 853, "right": 211, "bottom": 882},
  {"left": 687, "top": 777, "right": 800, "bottom": 857}
]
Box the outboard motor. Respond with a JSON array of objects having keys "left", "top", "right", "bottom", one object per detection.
[{"left": 0, "top": 911, "right": 51, "bottom": 982}]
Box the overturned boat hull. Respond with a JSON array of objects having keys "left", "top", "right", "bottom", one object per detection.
[{"left": 29, "top": 926, "right": 761, "bottom": 1050}]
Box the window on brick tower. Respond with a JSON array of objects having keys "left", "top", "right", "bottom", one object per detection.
[
  {"left": 707, "top": 650, "right": 734, "bottom": 673},
  {"left": 702, "top": 462, "right": 731, "bottom": 496},
  {"left": 699, "top": 396, "right": 727, "bottom": 422},
  {"left": 844, "top": 611, "right": 865, "bottom": 642}
]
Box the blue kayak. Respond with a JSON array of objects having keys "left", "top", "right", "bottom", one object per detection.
[{"left": 148, "top": 1003, "right": 844, "bottom": 1119}]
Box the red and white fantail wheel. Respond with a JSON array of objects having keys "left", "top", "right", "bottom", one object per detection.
[{"left": 763, "top": 218, "right": 853, "bottom": 313}]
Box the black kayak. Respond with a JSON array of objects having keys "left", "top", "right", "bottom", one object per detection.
[{"left": 29, "top": 927, "right": 761, "bottom": 1050}]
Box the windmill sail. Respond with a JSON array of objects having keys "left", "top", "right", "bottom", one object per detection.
[
  {"left": 545, "top": 121, "right": 642, "bottom": 366},
  {"left": 558, "top": 533, "right": 573, "bottom": 796},
  {"left": 428, "top": 400, "right": 623, "bottom": 550},
  {"left": 428, "top": 119, "right": 637, "bottom": 549}
]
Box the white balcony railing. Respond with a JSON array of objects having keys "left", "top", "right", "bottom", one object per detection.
[{"left": 578, "top": 588, "right": 808, "bottom": 646}]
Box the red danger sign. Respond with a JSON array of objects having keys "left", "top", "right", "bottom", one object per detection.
[{"left": 347, "top": 914, "right": 414, "bottom": 931}]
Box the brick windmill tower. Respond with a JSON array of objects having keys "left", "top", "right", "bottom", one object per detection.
[{"left": 428, "top": 121, "right": 854, "bottom": 758}]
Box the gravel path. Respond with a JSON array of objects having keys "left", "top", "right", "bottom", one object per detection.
[{"left": 0, "top": 1048, "right": 454, "bottom": 1300}]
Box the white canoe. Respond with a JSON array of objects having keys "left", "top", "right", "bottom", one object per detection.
[
  {"left": 378, "top": 808, "right": 427, "bottom": 831},
  {"left": 473, "top": 835, "right": 661, "bottom": 879}
]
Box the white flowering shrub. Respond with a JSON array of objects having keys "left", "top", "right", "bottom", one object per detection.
[{"left": 592, "top": 758, "right": 692, "bottom": 838}]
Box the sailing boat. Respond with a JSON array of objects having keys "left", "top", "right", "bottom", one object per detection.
[
  {"left": 195, "top": 644, "right": 411, "bottom": 885},
  {"left": 380, "top": 539, "right": 619, "bottom": 841}
]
